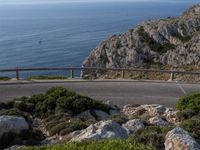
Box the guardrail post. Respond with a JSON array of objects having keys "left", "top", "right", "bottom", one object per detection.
[
  {"left": 121, "top": 70, "right": 125, "bottom": 79},
  {"left": 169, "top": 72, "right": 174, "bottom": 81},
  {"left": 16, "top": 67, "right": 20, "bottom": 80},
  {"left": 70, "top": 69, "right": 74, "bottom": 78}
]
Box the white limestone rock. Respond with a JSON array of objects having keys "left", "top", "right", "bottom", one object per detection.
[
  {"left": 122, "top": 104, "right": 179, "bottom": 124},
  {"left": 122, "top": 119, "right": 145, "bottom": 135},
  {"left": 149, "top": 116, "right": 169, "bottom": 127},
  {"left": 165, "top": 128, "right": 200, "bottom": 150},
  {"left": 71, "top": 120, "right": 128, "bottom": 141}
]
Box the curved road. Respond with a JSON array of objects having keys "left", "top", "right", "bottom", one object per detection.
[{"left": 0, "top": 80, "right": 200, "bottom": 107}]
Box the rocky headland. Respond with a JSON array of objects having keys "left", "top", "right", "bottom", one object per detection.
[{"left": 82, "top": 3, "right": 200, "bottom": 80}]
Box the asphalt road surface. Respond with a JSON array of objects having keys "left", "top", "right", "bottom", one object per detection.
[{"left": 0, "top": 81, "right": 200, "bottom": 107}]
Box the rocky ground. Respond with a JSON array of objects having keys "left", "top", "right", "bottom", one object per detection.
[
  {"left": 82, "top": 3, "right": 200, "bottom": 79},
  {"left": 0, "top": 87, "right": 200, "bottom": 150}
]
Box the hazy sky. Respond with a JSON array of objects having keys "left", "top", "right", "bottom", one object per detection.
[{"left": 0, "top": 0, "right": 199, "bottom": 5}]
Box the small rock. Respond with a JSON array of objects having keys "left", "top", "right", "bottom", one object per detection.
[
  {"left": 149, "top": 116, "right": 169, "bottom": 127},
  {"left": 4, "top": 145, "right": 26, "bottom": 150},
  {"left": 122, "top": 105, "right": 148, "bottom": 119},
  {"left": 142, "top": 104, "right": 166, "bottom": 116},
  {"left": 0, "top": 116, "right": 29, "bottom": 138},
  {"left": 71, "top": 120, "right": 128, "bottom": 141},
  {"left": 122, "top": 119, "right": 145, "bottom": 135},
  {"left": 122, "top": 104, "right": 179, "bottom": 124},
  {"left": 164, "top": 109, "right": 179, "bottom": 124},
  {"left": 165, "top": 128, "right": 200, "bottom": 150},
  {"left": 94, "top": 110, "right": 109, "bottom": 120},
  {"left": 41, "top": 136, "right": 58, "bottom": 145},
  {"left": 76, "top": 110, "right": 96, "bottom": 121},
  {"left": 105, "top": 101, "right": 119, "bottom": 110},
  {"left": 109, "top": 110, "right": 127, "bottom": 119}
]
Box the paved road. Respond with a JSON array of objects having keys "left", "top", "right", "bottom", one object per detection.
[{"left": 0, "top": 81, "right": 199, "bottom": 107}]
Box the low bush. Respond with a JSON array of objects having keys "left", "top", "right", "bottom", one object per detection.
[
  {"left": 24, "top": 138, "right": 155, "bottom": 150},
  {"left": 176, "top": 109, "right": 197, "bottom": 121},
  {"left": 59, "top": 120, "right": 87, "bottom": 136},
  {"left": 171, "top": 31, "right": 192, "bottom": 43},
  {"left": 9, "top": 87, "right": 111, "bottom": 119},
  {"left": 0, "top": 108, "right": 31, "bottom": 123},
  {"left": 0, "top": 76, "right": 11, "bottom": 81},
  {"left": 180, "top": 115, "right": 200, "bottom": 143},
  {"left": 132, "top": 125, "right": 174, "bottom": 150},
  {"left": 0, "top": 129, "right": 44, "bottom": 149},
  {"left": 27, "top": 76, "right": 68, "bottom": 80},
  {"left": 107, "top": 115, "right": 127, "bottom": 125},
  {"left": 176, "top": 93, "right": 200, "bottom": 113},
  {"left": 1, "top": 87, "right": 111, "bottom": 137},
  {"left": 138, "top": 26, "right": 175, "bottom": 53}
]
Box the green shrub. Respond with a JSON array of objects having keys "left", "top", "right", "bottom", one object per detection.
[
  {"left": 176, "top": 109, "right": 197, "bottom": 121},
  {"left": 107, "top": 115, "right": 127, "bottom": 125},
  {"left": 0, "top": 87, "right": 111, "bottom": 137},
  {"left": 0, "top": 129, "right": 44, "bottom": 149},
  {"left": 116, "top": 41, "right": 123, "bottom": 49},
  {"left": 27, "top": 76, "right": 68, "bottom": 80},
  {"left": 24, "top": 138, "right": 155, "bottom": 150},
  {"left": 0, "top": 108, "right": 31, "bottom": 122},
  {"left": 14, "top": 101, "right": 34, "bottom": 114},
  {"left": 133, "top": 125, "right": 174, "bottom": 150},
  {"left": 180, "top": 116, "right": 200, "bottom": 143},
  {"left": 138, "top": 26, "right": 175, "bottom": 53},
  {"left": 0, "top": 76, "right": 11, "bottom": 81},
  {"left": 48, "top": 119, "right": 87, "bottom": 136},
  {"left": 172, "top": 31, "right": 192, "bottom": 43},
  {"left": 196, "top": 26, "right": 200, "bottom": 31},
  {"left": 0, "top": 101, "right": 14, "bottom": 110},
  {"left": 176, "top": 93, "right": 200, "bottom": 113},
  {"left": 59, "top": 120, "right": 87, "bottom": 136}
]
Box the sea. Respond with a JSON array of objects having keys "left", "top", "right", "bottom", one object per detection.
[{"left": 0, "top": 1, "right": 199, "bottom": 78}]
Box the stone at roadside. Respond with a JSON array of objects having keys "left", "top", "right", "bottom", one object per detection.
[
  {"left": 0, "top": 116, "right": 29, "bottom": 139},
  {"left": 4, "top": 145, "right": 26, "bottom": 150},
  {"left": 122, "top": 104, "right": 179, "bottom": 124},
  {"left": 71, "top": 120, "right": 128, "bottom": 141},
  {"left": 94, "top": 110, "right": 109, "bottom": 120},
  {"left": 105, "top": 100, "right": 119, "bottom": 110},
  {"left": 109, "top": 109, "right": 127, "bottom": 119},
  {"left": 76, "top": 110, "right": 96, "bottom": 121},
  {"left": 122, "top": 119, "right": 145, "bottom": 135},
  {"left": 149, "top": 116, "right": 169, "bottom": 127},
  {"left": 164, "top": 108, "right": 179, "bottom": 124},
  {"left": 165, "top": 128, "right": 200, "bottom": 150}
]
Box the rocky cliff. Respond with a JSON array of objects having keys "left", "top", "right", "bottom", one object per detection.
[{"left": 82, "top": 3, "right": 200, "bottom": 78}]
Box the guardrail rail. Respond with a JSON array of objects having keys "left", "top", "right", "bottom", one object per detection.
[{"left": 0, "top": 67, "right": 200, "bottom": 81}]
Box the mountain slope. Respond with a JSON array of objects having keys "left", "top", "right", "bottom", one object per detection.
[{"left": 82, "top": 3, "right": 200, "bottom": 78}]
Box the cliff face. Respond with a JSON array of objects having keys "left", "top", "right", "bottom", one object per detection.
[{"left": 82, "top": 3, "right": 200, "bottom": 78}]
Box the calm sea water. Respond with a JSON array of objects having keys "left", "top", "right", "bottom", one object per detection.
[{"left": 0, "top": 1, "right": 199, "bottom": 78}]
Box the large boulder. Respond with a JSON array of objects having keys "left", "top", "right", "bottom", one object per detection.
[
  {"left": 122, "top": 119, "right": 145, "bottom": 135},
  {"left": 71, "top": 120, "right": 128, "bottom": 141},
  {"left": 0, "top": 116, "right": 29, "bottom": 138},
  {"left": 165, "top": 128, "right": 200, "bottom": 150}
]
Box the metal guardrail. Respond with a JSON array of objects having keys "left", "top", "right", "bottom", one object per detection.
[{"left": 0, "top": 67, "right": 200, "bottom": 81}]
